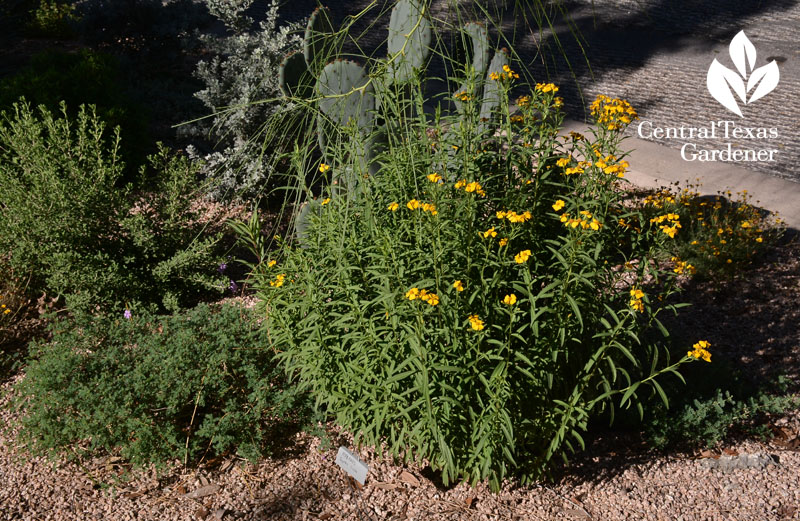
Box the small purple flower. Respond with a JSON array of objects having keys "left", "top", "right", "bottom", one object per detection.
[
  {"left": 123, "top": 309, "right": 132, "bottom": 320},
  {"left": 218, "top": 262, "right": 227, "bottom": 274},
  {"left": 229, "top": 280, "right": 239, "bottom": 293}
]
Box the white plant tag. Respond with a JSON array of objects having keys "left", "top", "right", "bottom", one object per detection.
[{"left": 335, "top": 447, "right": 368, "bottom": 485}]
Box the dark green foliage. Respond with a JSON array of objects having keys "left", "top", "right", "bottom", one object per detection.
[
  {"left": 16, "top": 303, "right": 314, "bottom": 466},
  {"left": 0, "top": 49, "right": 151, "bottom": 176},
  {"left": 0, "top": 101, "right": 224, "bottom": 312},
  {"left": 27, "top": 1, "right": 79, "bottom": 38}
]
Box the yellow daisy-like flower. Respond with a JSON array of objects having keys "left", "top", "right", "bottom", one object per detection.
[
  {"left": 465, "top": 181, "right": 483, "bottom": 194},
  {"left": 630, "top": 288, "right": 645, "bottom": 300},
  {"left": 453, "top": 280, "right": 464, "bottom": 292},
  {"left": 405, "top": 287, "right": 420, "bottom": 300},
  {"left": 407, "top": 199, "right": 421, "bottom": 210},
  {"left": 503, "top": 294, "right": 517, "bottom": 306},
  {"left": 552, "top": 200, "right": 565, "bottom": 211},
  {"left": 454, "top": 179, "right": 467, "bottom": 190},
  {"left": 269, "top": 274, "right": 286, "bottom": 288},
  {"left": 468, "top": 314, "right": 485, "bottom": 331},
  {"left": 267, "top": 260, "right": 277, "bottom": 268},
  {"left": 483, "top": 227, "right": 498, "bottom": 239},
  {"left": 498, "top": 238, "right": 508, "bottom": 247},
  {"left": 514, "top": 249, "right": 531, "bottom": 264},
  {"left": 321, "top": 198, "right": 331, "bottom": 205},
  {"left": 427, "top": 173, "right": 443, "bottom": 183},
  {"left": 556, "top": 157, "right": 570, "bottom": 167},
  {"left": 687, "top": 340, "right": 712, "bottom": 362},
  {"left": 319, "top": 163, "right": 330, "bottom": 173},
  {"left": 388, "top": 202, "right": 399, "bottom": 211}
]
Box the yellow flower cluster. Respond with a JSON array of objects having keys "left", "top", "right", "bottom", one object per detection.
[
  {"left": 490, "top": 64, "right": 519, "bottom": 81},
  {"left": 455, "top": 91, "right": 472, "bottom": 102},
  {"left": 502, "top": 294, "right": 517, "bottom": 306},
  {"left": 453, "top": 280, "right": 464, "bottom": 292},
  {"left": 552, "top": 200, "right": 565, "bottom": 212},
  {"left": 496, "top": 210, "right": 532, "bottom": 223},
  {"left": 454, "top": 179, "right": 486, "bottom": 196},
  {"left": 650, "top": 213, "right": 681, "bottom": 238},
  {"left": 594, "top": 155, "right": 629, "bottom": 177},
  {"left": 671, "top": 257, "right": 696, "bottom": 275},
  {"left": 406, "top": 287, "right": 439, "bottom": 306},
  {"left": 629, "top": 288, "right": 645, "bottom": 312},
  {"left": 319, "top": 163, "right": 331, "bottom": 173},
  {"left": 535, "top": 83, "right": 559, "bottom": 93},
  {"left": 559, "top": 210, "right": 602, "bottom": 230},
  {"left": 510, "top": 114, "right": 524, "bottom": 123},
  {"left": 427, "top": 172, "right": 443, "bottom": 183},
  {"left": 468, "top": 314, "right": 485, "bottom": 331},
  {"left": 483, "top": 227, "right": 498, "bottom": 238},
  {"left": 0, "top": 296, "right": 11, "bottom": 315},
  {"left": 321, "top": 198, "right": 331, "bottom": 205},
  {"left": 590, "top": 95, "right": 638, "bottom": 130},
  {"left": 556, "top": 157, "right": 571, "bottom": 167},
  {"left": 688, "top": 340, "right": 712, "bottom": 362},
  {"left": 553, "top": 97, "right": 564, "bottom": 108},
  {"left": 516, "top": 95, "right": 531, "bottom": 107},
  {"left": 498, "top": 238, "right": 508, "bottom": 246},
  {"left": 387, "top": 202, "right": 399, "bottom": 211},
  {"left": 564, "top": 166, "right": 584, "bottom": 175},
  {"left": 642, "top": 190, "right": 675, "bottom": 208},
  {"left": 269, "top": 274, "right": 286, "bottom": 287},
  {"left": 407, "top": 199, "right": 438, "bottom": 215},
  {"left": 514, "top": 249, "right": 531, "bottom": 263}
]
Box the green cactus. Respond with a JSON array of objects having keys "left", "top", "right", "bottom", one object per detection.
[
  {"left": 278, "top": 51, "right": 312, "bottom": 98},
  {"left": 453, "top": 22, "right": 490, "bottom": 114},
  {"left": 386, "top": 0, "right": 433, "bottom": 84},
  {"left": 478, "top": 48, "right": 509, "bottom": 130},
  {"left": 304, "top": 7, "right": 335, "bottom": 75}
]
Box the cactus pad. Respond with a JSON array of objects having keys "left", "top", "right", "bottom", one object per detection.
[
  {"left": 387, "top": 0, "right": 432, "bottom": 84},
  {"left": 279, "top": 51, "right": 312, "bottom": 98},
  {"left": 317, "top": 60, "right": 376, "bottom": 133}
]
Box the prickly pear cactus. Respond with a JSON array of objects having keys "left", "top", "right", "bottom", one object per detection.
[
  {"left": 453, "top": 22, "right": 490, "bottom": 113},
  {"left": 279, "top": 51, "right": 312, "bottom": 98},
  {"left": 387, "top": 0, "right": 433, "bottom": 84},
  {"left": 317, "top": 60, "right": 376, "bottom": 132},
  {"left": 478, "top": 48, "right": 509, "bottom": 128},
  {"left": 304, "top": 6, "right": 334, "bottom": 75}
]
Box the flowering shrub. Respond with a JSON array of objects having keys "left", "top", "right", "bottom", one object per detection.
[
  {"left": 636, "top": 183, "right": 784, "bottom": 278},
  {"left": 254, "top": 66, "right": 710, "bottom": 487}
]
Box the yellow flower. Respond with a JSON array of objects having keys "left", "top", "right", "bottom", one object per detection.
[
  {"left": 319, "top": 163, "right": 330, "bottom": 173},
  {"left": 556, "top": 157, "right": 570, "bottom": 167},
  {"left": 755, "top": 236, "right": 763, "bottom": 243},
  {"left": 453, "top": 280, "right": 464, "bottom": 292},
  {"left": 535, "top": 82, "right": 559, "bottom": 93},
  {"left": 483, "top": 227, "right": 498, "bottom": 239},
  {"left": 388, "top": 202, "right": 399, "bottom": 211},
  {"left": 514, "top": 249, "right": 531, "bottom": 264},
  {"left": 405, "top": 287, "right": 420, "bottom": 300},
  {"left": 468, "top": 314, "right": 485, "bottom": 331},
  {"left": 498, "top": 238, "right": 508, "bottom": 247},
  {"left": 269, "top": 274, "right": 286, "bottom": 288},
  {"left": 454, "top": 179, "right": 467, "bottom": 190},
  {"left": 496, "top": 210, "right": 508, "bottom": 219},
  {"left": 503, "top": 294, "right": 517, "bottom": 306},
  {"left": 421, "top": 203, "right": 438, "bottom": 215},
  {"left": 688, "top": 340, "right": 712, "bottom": 362},
  {"left": 420, "top": 291, "right": 440, "bottom": 306},
  {"left": 630, "top": 288, "right": 645, "bottom": 300},
  {"left": 465, "top": 181, "right": 483, "bottom": 193},
  {"left": 407, "top": 199, "right": 421, "bottom": 210},
  {"left": 267, "top": 260, "right": 277, "bottom": 268},
  {"left": 321, "top": 198, "right": 331, "bottom": 205},
  {"left": 427, "top": 173, "right": 443, "bottom": 183}
]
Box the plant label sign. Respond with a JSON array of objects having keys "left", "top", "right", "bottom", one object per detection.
[{"left": 335, "top": 447, "right": 368, "bottom": 485}]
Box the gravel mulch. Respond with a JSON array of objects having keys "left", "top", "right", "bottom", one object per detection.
[{"left": 1, "top": 240, "right": 799, "bottom": 521}]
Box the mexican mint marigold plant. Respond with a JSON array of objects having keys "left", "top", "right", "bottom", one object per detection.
[{"left": 253, "top": 68, "right": 703, "bottom": 489}]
